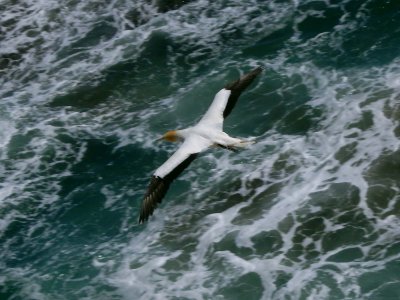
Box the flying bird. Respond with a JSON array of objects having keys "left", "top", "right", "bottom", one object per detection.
[{"left": 139, "top": 67, "right": 262, "bottom": 223}]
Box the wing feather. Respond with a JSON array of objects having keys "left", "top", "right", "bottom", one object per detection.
[
  {"left": 199, "top": 67, "right": 262, "bottom": 127},
  {"left": 223, "top": 66, "right": 262, "bottom": 118},
  {"left": 139, "top": 137, "right": 211, "bottom": 223},
  {"left": 139, "top": 153, "right": 197, "bottom": 223}
]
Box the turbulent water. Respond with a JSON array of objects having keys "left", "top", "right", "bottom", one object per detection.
[{"left": 1, "top": 0, "right": 400, "bottom": 299}]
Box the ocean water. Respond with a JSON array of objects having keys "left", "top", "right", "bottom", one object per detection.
[{"left": 1, "top": 0, "right": 400, "bottom": 299}]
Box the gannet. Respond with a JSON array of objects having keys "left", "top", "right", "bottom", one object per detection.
[{"left": 139, "top": 67, "right": 262, "bottom": 223}]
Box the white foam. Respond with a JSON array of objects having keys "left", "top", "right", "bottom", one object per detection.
[
  {"left": 2, "top": 0, "right": 400, "bottom": 298},
  {"left": 101, "top": 185, "right": 123, "bottom": 209}
]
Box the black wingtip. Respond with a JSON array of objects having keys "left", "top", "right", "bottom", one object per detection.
[
  {"left": 138, "top": 176, "right": 166, "bottom": 224},
  {"left": 138, "top": 154, "right": 199, "bottom": 224},
  {"left": 138, "top": 213, "right": 147, "bottom": 224},
  {"left": 138, "top": 203, "right": 153, "bottom": 224},
  {"left": 250, "top": 66, "right": 263, "bottom": 75},
  {"left": 222, "top": 66, "right": 263, "bottom": 119},
  {"left": 138, "top": 209, "right": 147, "bottom": 224},
  {"left": 224, "top": 66, "right": 263, "bottom": 91}
]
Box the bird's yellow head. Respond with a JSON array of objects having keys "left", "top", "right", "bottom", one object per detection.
[{"left": 161, "top": 130, "right": 180, "bottom": 142}]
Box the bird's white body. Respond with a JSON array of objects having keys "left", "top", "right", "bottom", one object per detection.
[{"left": 154, "top": 89, "right": 247, "bottom": 178}]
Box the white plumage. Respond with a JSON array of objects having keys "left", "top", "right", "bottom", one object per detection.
[{"left": 154, "top": 135, "right": 211, "bottom": 178}]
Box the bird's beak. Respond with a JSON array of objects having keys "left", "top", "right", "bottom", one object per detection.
[{"left": 154, "top": 136, "right": 164, "bottom": 142}]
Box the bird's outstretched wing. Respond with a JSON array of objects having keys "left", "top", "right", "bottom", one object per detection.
[
  {"left": 139, "top": 136, "right": 211, "bottom": 223},
  {"left": 199, "top": 67, "right": 262, "bottom": 128}
]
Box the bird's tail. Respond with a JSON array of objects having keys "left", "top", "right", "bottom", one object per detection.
[
  {"left": 215, "top": 139, "right": 255, "bottom": 152},
  {"left": 235, "top": 139, "right": 256, "bottom": 148}
]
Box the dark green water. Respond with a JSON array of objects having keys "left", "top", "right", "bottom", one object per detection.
[{"left": 1, "top": 0, "right": 400, "bottom": 299}]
